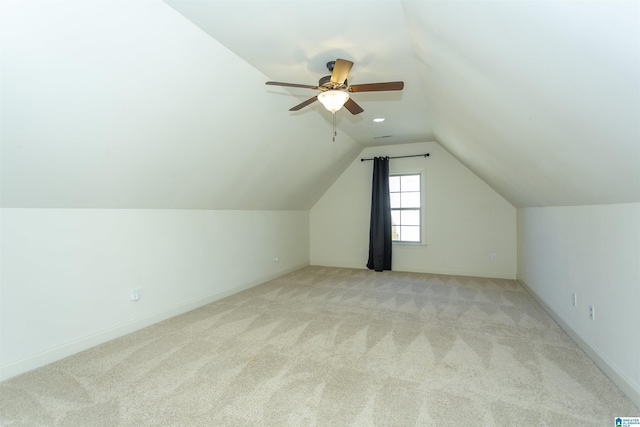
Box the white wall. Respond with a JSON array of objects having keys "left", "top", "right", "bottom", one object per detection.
[
  {"left": 517, "top": 204, "right": 640, "bottom": 406},
  {"left": 0, "top": 208, "right": 309, "bottom": 381},
  {"left": 310, "top": 141, "right": 517, "bottom": 279}
]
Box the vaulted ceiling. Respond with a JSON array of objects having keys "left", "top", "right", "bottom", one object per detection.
[{"left": 2, "top": 1, "right": 638, "bottom": 210}]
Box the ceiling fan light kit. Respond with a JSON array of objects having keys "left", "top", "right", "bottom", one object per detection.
[{"left": 317, "top": 90, "right": 350, "bottom": 113}]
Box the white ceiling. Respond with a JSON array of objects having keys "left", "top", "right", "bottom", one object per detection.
[{"left": 2, "top": 0, "right": 639, "bottom": 209}]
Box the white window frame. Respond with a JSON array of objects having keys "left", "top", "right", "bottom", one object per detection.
[{"left": 389, "top": 172, "right": 424, "bottom": 245}]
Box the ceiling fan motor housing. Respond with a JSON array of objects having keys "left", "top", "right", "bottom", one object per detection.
[{"left": 319, "top": 75, "right": 347, "bottom": 90}]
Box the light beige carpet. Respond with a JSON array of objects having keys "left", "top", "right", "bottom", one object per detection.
[{"left": 1, "top": 266, "right": 637, "bottom": 426}]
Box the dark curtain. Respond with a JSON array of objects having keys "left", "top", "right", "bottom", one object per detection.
[{"left": 366, "top": 157, "right": 392, "bottom": 272}]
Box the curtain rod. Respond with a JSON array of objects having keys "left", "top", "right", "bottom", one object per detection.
[{"left": 360, "top": 153, "right": 430, "bottom": 162}]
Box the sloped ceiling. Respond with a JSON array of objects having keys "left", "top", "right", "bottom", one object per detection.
[
  {"left": 0, "top": 0, "right": 362, "bottom": 210},
  {"left": 2, "top": 0, "right": 639, "bottom": 210},
  {"left": 404, "top": 1, "right": 640, "bottom": 207}
]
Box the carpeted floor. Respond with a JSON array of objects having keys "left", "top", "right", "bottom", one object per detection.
[{"left": 1, "top": 266, "right": 638, "bottom": 426}]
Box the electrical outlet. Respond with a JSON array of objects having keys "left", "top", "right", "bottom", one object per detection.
[
  {"left": 572, "top": 293, "right": 577, "bottom": 307},
  {"left": 589, "top": 305, "right": 595, "bottom": 320},
  {"left": 490, "top": 253, "right": 497, "bottom": 261},
  {"left": 130, "top": 288, "right": 142, "bottom": 301},
  {"left": 273, "top": 255, "right": 279, "bottom": 262}
]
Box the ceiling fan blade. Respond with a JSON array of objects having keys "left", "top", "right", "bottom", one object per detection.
[
  {"left": 348, "top": 81, "right": 404, "bottom": 93},
  {"left": 289, "top": 95, "right": 318, "bottom": 111},
  {"left": 330, "top": 59, "right": 354, "bottom": 85},
  {"left": 266, "top": 81, "right": 319, "bottom": 90},
  {"left": 343, "top": 98, "right": 364, "bottom": 115}
]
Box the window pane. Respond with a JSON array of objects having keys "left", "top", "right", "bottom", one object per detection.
[
  {"left": 390, "top": 193, "right": 401, "bottom": 208},
  {"left": 391, "top": 210, "right": 400, "bottom": 241},
  {"left": 391, "top": 210, "right": 401, "bottom": 225},
  {"left": 401, "top": 209, "right": 420, "bottom": 226},
  {"left": 391, "top": 224, "right": 400, "bottom": 241},
  {"left": 401, "top": 192, "right": 421, "bottom": 208},
  {"left": 389, "top": 176, "right": 400, "bottom": 192},
  {"left": 400, "top": 226, "right": 420, "bottom": 242},
  {"left": 401, "top": 175, "right": 420, "bottom": 192}
]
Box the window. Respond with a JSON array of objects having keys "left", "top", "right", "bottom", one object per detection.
[{"left": 390, "top": 174, "right": 421, "bottom": 242}]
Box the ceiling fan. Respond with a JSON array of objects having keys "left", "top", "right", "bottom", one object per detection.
[{"left": 265, "top": 58, "right": 404, "bottom": 115}]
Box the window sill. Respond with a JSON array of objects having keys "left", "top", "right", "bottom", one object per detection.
[{"left": 392, "top": 241, "right": 427, "bottom": 247}]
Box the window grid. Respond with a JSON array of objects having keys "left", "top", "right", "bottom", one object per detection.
[{"left": 390, "top": 174, "right": 421, "bottom": 243}]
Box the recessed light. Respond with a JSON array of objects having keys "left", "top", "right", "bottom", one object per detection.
[{"left": 373, "top": 117, "right": 385, "bottom": 123}]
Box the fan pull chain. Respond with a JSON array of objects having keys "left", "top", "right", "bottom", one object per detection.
[{"left": 332, "top": 113, "right": 337, "bottom": 142}]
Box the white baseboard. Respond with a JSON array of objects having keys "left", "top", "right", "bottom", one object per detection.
[
  {"left": 392, "top": 265, "right": 516, "bottom": 280},
  {"left": 518, "top": 278, "right": 640, "bottom": 409},
  {"left": 0, "top": 263, "right": 308, "bottom": 382},
  {"left": 311, "top": 259, "right": 516, "bottom": 280}
]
